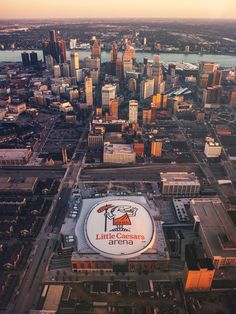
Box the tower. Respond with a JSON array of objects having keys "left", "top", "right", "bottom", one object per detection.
[
  {"left": 70, "top": 51, "right": 79, "bottom": 77},
  {"left": 85, "top": 77, "right": 93, "bottom": 107},
  {"left": 129, "top": 100, "right": 138, "bottom": 123},
  {"left": 62, "top": 147, "right": 68, "bottom": 164}
]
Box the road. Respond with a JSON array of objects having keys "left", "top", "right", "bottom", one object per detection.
[
  {"left": 0, "top": 166, "right": 65, "bottom": 179},
  {"left": 6, "top": 113, "right": 92, "bottom": 314}
]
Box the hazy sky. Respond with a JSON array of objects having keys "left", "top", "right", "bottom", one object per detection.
[{"left": 1, "top": 0, "right": 236, "bottom": 19}]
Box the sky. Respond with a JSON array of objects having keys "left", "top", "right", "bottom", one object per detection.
[{"left": 1, "top": 0, "right": 236, "bottom": 19}]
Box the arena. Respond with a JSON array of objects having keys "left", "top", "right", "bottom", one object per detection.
[{"left": 62, "top": 195, "right": 169, "bottom": 273}]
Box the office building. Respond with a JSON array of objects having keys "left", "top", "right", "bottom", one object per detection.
[
  {"left": 140, "top": 79, "right": 154, "bottom": 100},
  {"left": 57, "top": 40, "right": 67, "bottom": 63},
  {"left": 102, "top": 84, "right": 116, "bottom": 108},
  {"left": 110, "top": 42, "right": 118, "bottom": 63},
  {"left": 129, "top": 100, "right": 138, "bottom": 123},
  {"left": 160, "top": 172, "right": 200, "bottom": 196},
  {"left": 0, "top": 149, "right": 32, "bottom": 165},
  {"left": 88, "top": 130, "right": 104, "bottom": 150},
  {"left": 84, "top": 57, "right": 100, "bottom": 71},
  {"left": 152, "top": 56, "right": 163, "bottom": 93},
  {"left": 42, "top": 41, "right": 50, "bottom": 62},
  {"left": 62, "top": 63, "right": 70, "bottom": 77},
  {"left": 190, "top": 198, "right": 236, "bottom": 268},
  {"left": 21, "top": 52, "right": 30, "bottom": 67},
  {"left": 134, "top": 141, "right": 145, "bottom": 157},
  {"left": 91, "top": 40, "right": 101, "bottom": 58},
  {"left": 142, "top": 109, "right": 152, "bottom": 125},
  {"left": 30, "top": 51, "right": 38, "bottom": 65},
  {"left": 183, "top": 259, "right": 215, "bottom": 292},
  {"left": 128, "top": 78, "right": 137, "bottom": 92},
  {"left": 53, "top": 65, "right": 61, "bottom": 78},
  {"left": 151, "top": 140, "right": 163, "bottom": 157},
  {"left": 85, "top": 77, "right": 93, "bottom": 107},
  {"left": 70, "top": 51, "right": 79, "bottom": 77},
  {"left": 109, "top": 97, "right": 119, "bottom": 119},
  {"left": 202, "top": 86, "right": 222, "bottom": 108},
  {"left": 116, "top": 57, "right": 122, "bottom": 79},
  {"left": 70, "top": 39, "right": 77, "bottom": 50},
  {"left": 103, "top": 142, "right": 136, "bottom": 163},
  {"left": 123, "top": 59, "right": 133, "bottom": 78},
  {"left": 90, "top": 69, "right": 99, "bottom": 85},
  {"left": 229, "top": 90, "right": 236, "bottom": 107},
  {"left": 204, "top": 137, "right": 222, "bottom": 158}
]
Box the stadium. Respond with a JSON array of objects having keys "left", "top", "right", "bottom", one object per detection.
[{"left": 62, "top": 195, "right": 169, "bottom": 273}]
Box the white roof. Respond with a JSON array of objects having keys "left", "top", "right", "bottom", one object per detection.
[{"left": 74, "top": 197, "right": 156, "bottom": 260}]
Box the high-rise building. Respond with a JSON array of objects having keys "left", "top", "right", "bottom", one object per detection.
[
  {"left": 42, "top": 41, "right": 50, "bottom": 62},
  {"left": 123, "top": 59, "right": 133, "bottom": 78},
  {"left": 70, "top": 51, "right": 80, "bottom": 77},
  {"left": 142, "top": 109, "right": 152, "bottom": 125},
  {"left": 30, "top": 51, "right": 38, "bottom": 65},
  {"left": 129, "top": 100, "right": 138, "bottom": 123},
  {"left": 128, "top": 78, "right": 137, "bottom": 92},
  {"left": 21, "top": 52, "right": 30, "bottom": 67},
  {"left": 152, "top": 55, "right": 163, "bottom": 93},
  {"left": 90, "top": 69, "right": 99, "bottom": 85},
  {"left": 91, "top": 40, "right": 101, "bottom": 59},
  {"left": 123, "top": 44, "right": 135, "bottom": 61},
  {"left": 50, "top": 30, "right": 56, "bottom": 43},
  {"left": 102, "top": 84, "right": 116, "bottom": 108},
  {"left": 110, "top": 42, "right": 118, "bottom": 63},
  {"left": 151, "top": 140, "right": 163, "bottom": 157},
  {"left": 57, "top": 40, "right": 67, "bottom": 63},
  {"left": 140, "top": 79, "right": 154, "bottom": 100},
  {"left": 53, "top": 65, "right": 61, "bottom": 78},
  {"left": 49, "top": 30, "right": 59, "bottom": 63},
  {"left": 229, "top": 90, "right": 236, "bottom": 107},
  {"left": 84, "top": 57, "right": 100, "bottom": 71},
  {"left": 85, "top": 77, "right": 93, "bottom": 107},
  {"left": 62, "top": 63, "right": 70, "bottom": 77},
  {"left": 204, "top": 137, "right": 222, "bottom": 158},
  {"left": 70, "top": 39, "right": 77, "bottom": 50},
  {"left": 109, "top": 97, "right": 119, "bottom": 119},
  {"left": 116, "top": 57, "right": 123, "bottom": 79},
  {"left": 202, "top": 86, "right": 222, "bottom": 108}
]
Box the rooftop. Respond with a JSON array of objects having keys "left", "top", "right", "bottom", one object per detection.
[
  {"left": 104, "top": 142, "right": 134, "bottom": 154},
  {"left": 190, "top": 198, "right": 236, "bottom": 258}
]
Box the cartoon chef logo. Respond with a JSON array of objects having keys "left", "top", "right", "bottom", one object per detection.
[{"left": 97, "top": 203, "right": 138, "bottom": 232}]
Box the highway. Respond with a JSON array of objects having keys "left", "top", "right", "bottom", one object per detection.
[
  {"left": 81, "top": 163, "right": 200, "bottom": 181},
  {"left": 6, "top": 114, "right": 92, "bottom": 314}
]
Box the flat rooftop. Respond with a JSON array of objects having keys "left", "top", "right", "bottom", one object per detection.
[
  {"left": 104, "top": 143, "right": 134, "bottom": 154},
  {"left": 0, "top": 149, "right": 30, "bottom": 160},
  {"left": 0, "top": 177, "right": 38, "bottom": 192},
  {"left": 190, "top": 198, "right": 236, "bottom": 258},
  {"left": 160, "top": 172, "right": 200, "bottom": 184}
]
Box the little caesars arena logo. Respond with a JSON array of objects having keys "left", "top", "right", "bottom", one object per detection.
[{"left": 96, "top": 203, "right": 145, "bottom": 245}]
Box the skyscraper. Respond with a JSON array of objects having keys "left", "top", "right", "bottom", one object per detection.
[
  {"left": 109, "top": 97, "right": 119, "bottom": 119},
  {"left": 50, "top": 30, "right": 56, "bottom": 43},
  {"left": 140, "top": 79, "right": 155, "bottom": 100},
  {"left": 30, "top": 51, "right": 38, "bottom": 66},
  {"left": 152, "top": 55, "right": 163, "bottom": 93},
  {"left": 70, "top": 52, "right": 80, "bottom": 77},
  {"left": 91, "top": 40, "right": 101, "bottom": 59},
  {"left": 85, "top": 77, "right": 93, "bottom": 107},
  {"left": 102, "top": 85, "right": 116, "bottom": 108},
  {"left": 129, "top": 100, "right": 138, "bottom": 123},
  {"left": 49, "top": 30, "right": 59, "bottom": 63},
  {"left": 42, "top": 41, "right": 50, "bottom": 63},
  {"left": 57, "top": 40, "right": 67, "bottom": 63},
  {"left": 21, "top": 52, "right": 30, "bottom": 67}
]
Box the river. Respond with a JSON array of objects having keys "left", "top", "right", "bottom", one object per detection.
[{"left": 0, "top": 50, "right": 236, "bottom": 67}]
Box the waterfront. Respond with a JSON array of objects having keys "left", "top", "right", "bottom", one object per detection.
[{"left": 0, "top": 50, "right": 236, "bottom": 67}]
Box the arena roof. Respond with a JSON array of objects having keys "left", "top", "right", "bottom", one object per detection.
[{"left": 83, "top": 199, "right": 155, "bottom": 260}]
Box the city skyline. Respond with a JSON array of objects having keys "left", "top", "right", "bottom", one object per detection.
[{"left": 1, "top": 0, "right": 236, "bottom": 19}]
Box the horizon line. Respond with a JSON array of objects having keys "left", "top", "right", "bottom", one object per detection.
[{"left": 1, "top": 17, "right": 236, "bottom": 21}]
